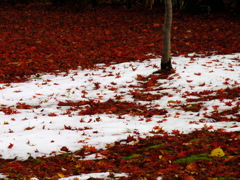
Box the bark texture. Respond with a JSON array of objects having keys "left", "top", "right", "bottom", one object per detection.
[{"left": 161, "top": 0, "right": 173, "bottom": 71}]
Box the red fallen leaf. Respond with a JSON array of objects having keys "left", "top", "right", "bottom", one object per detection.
[
  {"left": 126, "top": 135, "right": 136, "bottom": 143},
  {"left": 199, "top": 118, "right": 206, "bottom": 122},
  {"left": 82, "top": 145, "right": 98, "bottom": 153},
  {"left": 115, "top": 72, "right": 121, "bottom": 78},
  {"left": 225, "top": 101, "right": 232, "bottom": 106},
  {"left": 50, "top": 151, "right": 57, "bottom": 155},
  {"left": 24, "top": 126, "right": 35, "bottom": 131},
  {"left": 8, "top": 143, "right": 14, "bottom": 149},
  {"left": 157, "top": 119, "right": 168, "bottom": 123},
  {"left": 16, "top": 102, "right": 35, "bottom": 109},
  {"left": 48, "top": 113, "right": 58, "bottom": 117},
  {"left": 189, "top": 121, "right": 198, "bottom": 124},
  {"left": 35, "top": 93, "right": 43, "bottom": 95},
  {"left": 183, "top": 175, "right": 195, "bottom": 180},
  {"left": 186, "top": 80, "right": 193, "bottom": 83},
  {"left": 131, "top": 67, "right": 137, "bottom": 71},
  {"left": 203, "top": 107, "right": 208, "bottom": 110},
  {"left": 199, "top": 82, "right": 205, "bottom": 86},
  {"left": 212, "top": 141, "right": 220, "bottom": 147},
  {"left": 182, "top": 103, "right": 202, "bottom": 112},
  {"left": 172, "top": 129, "right": 181, "bottom": 134},
  {"left": 203, "top": 124, "right": 214, "bottom": 130},
  {"left": 147, "top": 43, "right": 155, "bottom": 47},
  {"left": 136, "top": 74, "right": 148, "bottom": 81},
  {"left": 145, "top": 118, "right": 152, "bottom": 122},
  {"left": 13, "top": 90, "right": 22, "bottom": 93},
  {"left": 213, "top": 105, "right": 219, "bottom": 111},
  {"left": 223, "top": 81, "right": 229, "bottom": 85},
  {"left": 194, "top": 72, "right": 201, "bottom": 76},
  {"left": 177, "top": 151, "right": 187, "bottom": 158},
  {"left": 131, "top": 90, "right": 162, "bottom": 101},
  {"left": 230, "top": 125, "right": 239, "bottom": 128},
  {"left": 93, "top": 82, "right": 101, "bottom": 90},
  {"left": 186, "top": 162, "right": 198, "bottom": 171},
  {"left": 105, "top": 29, "right": 110, "bottom": 35},
  {"left": 60, "top": 146, "right": 69, "bottom": 152},
  {"left": 1, "top": 106, "right": 18, "bottom": 114},
  {"left": 64, "top": 125, "right": 72, "bottom": 130}
]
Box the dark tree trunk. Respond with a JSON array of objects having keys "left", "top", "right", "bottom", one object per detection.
[
  {"left": 153, "top": 0, "right": 173, "bottom": 74},
  {"left": 127, "top": 0, "right": 132, "bottom": 9},
  {"left": 157, "top": 0, "right": 173, "bottom": 73}
]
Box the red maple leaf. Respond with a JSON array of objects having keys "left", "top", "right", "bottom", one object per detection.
[{"left": 8, "top": 143, "right": 14, "bottom": 149}]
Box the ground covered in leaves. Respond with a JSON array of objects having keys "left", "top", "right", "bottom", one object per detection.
[
  {"left": 0, "top": 129, "right": 239, "bottom": 179},
  {"left": 1, "top": 3, "right": 240, "bottom": 83},
  {"left": 0, "top": 3, "right": 240, "bottom": 180}
]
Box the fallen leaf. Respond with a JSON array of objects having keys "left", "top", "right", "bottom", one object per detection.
[
  {"left": 8, "top": 143, "right": 14, "bottom": 149},
  {"left": 209, "top": 147, "right": 225, "bottom": 157}
]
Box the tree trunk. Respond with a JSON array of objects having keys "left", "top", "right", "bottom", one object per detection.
[
  {"left": 160, "top": 0, "right": 173, "bottom": 71},
  {"left": 145, "top": 0, "right": 155, "bottom": 9},
  {"left": 127, "top": 0, "right": 132, "bottom": 9}
]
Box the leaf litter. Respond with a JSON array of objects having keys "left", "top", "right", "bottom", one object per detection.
[
  {"left": 0, "top": 53, "right": 239, "bottom": 179},
  {"left": 0, "top": 5, "right": 240, "bottom": 180}
]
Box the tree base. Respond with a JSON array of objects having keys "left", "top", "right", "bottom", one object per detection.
[
  {"left": 153, "top": 59, "right": 175, "bottom": 74},
  {"left": 153, "top": 68, "right": 175, "bottom": 75},
  {"left": 161, "top": 58, "right": 173, "bottom": 71}
]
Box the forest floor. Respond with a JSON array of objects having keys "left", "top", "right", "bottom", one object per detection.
[{"left": 0, "top": 4, "right": 239, "bottom": 180}]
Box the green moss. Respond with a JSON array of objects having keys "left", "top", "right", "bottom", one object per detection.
[{"left": 174, "top": 153, "right": 212, "bottom": 163}]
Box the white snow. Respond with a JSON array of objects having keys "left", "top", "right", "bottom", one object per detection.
[
  {"left": 60, "top": 172, "right": 128, "bottom": 180},
  {"left": 0, "top": 173, "right": 6, "bottom": 179},
  {"left": 0, "top": 53, "right": 239, "bottom": 179}
]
